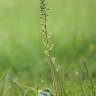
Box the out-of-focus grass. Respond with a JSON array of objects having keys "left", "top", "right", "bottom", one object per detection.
[{"left": 0, "top": 0, "right": 96, "bottom": 95}]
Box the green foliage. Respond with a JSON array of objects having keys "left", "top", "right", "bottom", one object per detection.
[{"left": 0, "top": 0, "right": 96, "bottom": 96}]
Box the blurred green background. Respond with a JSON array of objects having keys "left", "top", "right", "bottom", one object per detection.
[{"left": 0, "top": 0, "right": 96, "bottom": 84}]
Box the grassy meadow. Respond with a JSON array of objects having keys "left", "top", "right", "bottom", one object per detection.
[{"left": 0, "top": 0, "right": 96, "bottom": 96}]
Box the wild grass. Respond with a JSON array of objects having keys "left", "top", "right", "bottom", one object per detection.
[
  {"left": 40, "top": 0, "right": 96, "bottom": 96},
  {"left": 0, "top": 0, "right": 96, "bottom": 96},
  {"left": 40, "top": 0, "right": 65, "bottom": 95}
]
